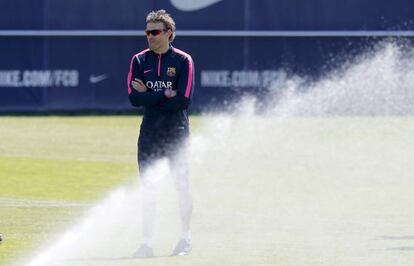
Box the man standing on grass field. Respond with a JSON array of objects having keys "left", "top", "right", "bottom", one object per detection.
[{"left": 127, "top": 9, "right": 194, "bottom": 258}]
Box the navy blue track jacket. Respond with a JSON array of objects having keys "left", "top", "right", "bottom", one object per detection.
[
  {"left": 128, "top": 45, "right": 194, "bottom": 167},
  {"left": 128, "top": 46, "right": 195, "bottom": 133}
]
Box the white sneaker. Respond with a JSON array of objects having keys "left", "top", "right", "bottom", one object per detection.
[
  {"left": 133, "top": 244, "right": 154, "bottom": 258},
  {"left": 171, "top": 238, "right": 192, "bottom": 256}
]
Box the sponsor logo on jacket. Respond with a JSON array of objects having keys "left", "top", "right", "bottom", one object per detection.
[{"left": 146, "top": 80, "right": 173, "bottom": 90}]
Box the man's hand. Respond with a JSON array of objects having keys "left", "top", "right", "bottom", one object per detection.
[
  {"left": 131, "top": 78, "right": 147, "bottom": 92},
  {"left": 164, "top": 88, "right": 177, "bottom": 98}
]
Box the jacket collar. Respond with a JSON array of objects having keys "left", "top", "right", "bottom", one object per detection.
[{"left": 151, "top": 45, "right": 173, "bottom": 56}]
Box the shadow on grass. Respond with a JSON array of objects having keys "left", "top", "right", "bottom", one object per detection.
[
  {"left": 374, "top": 235, "right": 414, "bottom": 252},
  {"left": 65, "top": 254, "right": 173, "bottom": 262}
]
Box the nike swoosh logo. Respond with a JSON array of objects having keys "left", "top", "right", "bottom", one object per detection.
[
  {"left": 170, "top": 0, "right": 223, "bottom": 11},
  {"left": 89, "top": 74, "right": 108, "bottom": 84},
  {"left": 144, "top": 69, "right": 152, "bottom": 74}
]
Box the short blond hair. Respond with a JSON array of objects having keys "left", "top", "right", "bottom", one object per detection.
[{"left": 146, "top": 9, "right": 176, "bottom": 42}]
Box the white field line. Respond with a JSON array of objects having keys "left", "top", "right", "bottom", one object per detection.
[
  {"left": 0, "top": 197, "right": 90, "bottom": 208},
  {"left": 1, "top": 30, "right": 414, "bottom": 37}
]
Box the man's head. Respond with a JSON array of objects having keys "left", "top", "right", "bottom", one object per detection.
[{"left": 145, "top": 10, "right": 176, "bottom": 53}]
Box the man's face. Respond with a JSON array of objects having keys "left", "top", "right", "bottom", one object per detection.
[{"left": 145, "top": 22, "right": 171, "bottom": 53}]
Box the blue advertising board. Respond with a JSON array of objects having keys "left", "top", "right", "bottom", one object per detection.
[
  {"left": 1, "top": 0, "right": 414, "bottom": 112},
  {"left": 2, "top": 0, "right": 414, "bottom": 30}
]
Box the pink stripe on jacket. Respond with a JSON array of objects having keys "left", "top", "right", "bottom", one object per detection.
[{"left": 173, "top": 48, "right": 194, "bottom": 98}]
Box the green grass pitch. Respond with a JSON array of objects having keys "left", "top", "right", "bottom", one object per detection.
[
  {"left": 0, "top": 116, "right": 143, "bottom": 265},
  {"left": 1, "top": 115, "right": 414, "bottom": 266}
]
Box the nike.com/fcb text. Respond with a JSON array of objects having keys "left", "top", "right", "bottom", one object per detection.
[{"left": 0, "top": 70, "right": 79, "bottom": 87}]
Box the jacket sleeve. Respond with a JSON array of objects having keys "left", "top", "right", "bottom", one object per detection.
[
  {"left": 155, "top": 56, "right": 195, "bottom": 111},
  {"left": 127, "top": 55, "right": 166, "bottom": 107}
]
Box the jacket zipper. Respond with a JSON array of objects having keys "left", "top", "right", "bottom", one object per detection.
[{"left": 157, "top": 54, "right": 161, "bottom": 77}]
